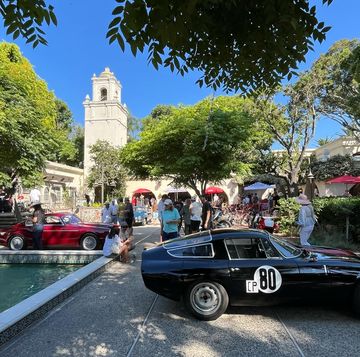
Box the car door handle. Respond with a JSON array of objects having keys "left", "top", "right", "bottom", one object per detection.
[{"left": 230, "top": 268, "right": 240, "bottom": 271}]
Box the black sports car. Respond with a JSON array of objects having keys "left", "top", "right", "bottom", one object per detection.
[{"left": 141, "top": 229, "right": 360, "bottom": 320}]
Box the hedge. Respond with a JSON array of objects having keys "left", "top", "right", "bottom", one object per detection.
[{"left": 278, "top": 197, "right": 360, "bottom": 242}]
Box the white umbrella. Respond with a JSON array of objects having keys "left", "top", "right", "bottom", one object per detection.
[{"left": 244, "top": 182, "right": 275, "bottom": 191}]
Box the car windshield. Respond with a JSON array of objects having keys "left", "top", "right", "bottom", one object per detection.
[
  {"left": 62, "top": 214, "right": 82, "bottom": 224},
  {"left": 162, "top": 231, "right": 212, "bottom": 249},
  {"left": 269, "top": 235, "right": 302, "bottom": 258}
]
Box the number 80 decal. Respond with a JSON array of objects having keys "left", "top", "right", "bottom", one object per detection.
[{"left": 246, "top": 266, "right": 282, "bottom": 293}]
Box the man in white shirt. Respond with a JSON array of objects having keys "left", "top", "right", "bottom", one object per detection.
[
  {"left": 30, "top": 187, "right": 41, "bottom": 204},
  {"left": 190, "top": 196, "right": 202, "bottom": 233},
  {"left": 110, "top": 199, "right": 118, "bottom": 224},
  {"left": 101, "top": 202, "right": 111, "bottom": 223}
]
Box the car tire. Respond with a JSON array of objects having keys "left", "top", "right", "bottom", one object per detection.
[
  {"left": 80, "top": 234, "right": 98, "bottom": 250},
  {"left": 353, "top": 283, "right": 360, "bottom": 317},
  {"left": 9, "top": 235, "right": 25, "bottom": 250},
  {"left": 185, "top": 281, "right": 229, "bottom": 321}
]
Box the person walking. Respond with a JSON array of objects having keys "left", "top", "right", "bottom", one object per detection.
[
  {"left": 31, "top": 201, "right": 45, "bottom": 249},
  {"left": 200, "top": 195, "right": 213, "bottom": 230},
  {"left": 160, "top": 199, "right": 180, "bottom": 241},
  {"left": 110, "top": 199, "right": 119, "bottom": 224},
  {"left": 296, "top": 194, "right": 317, "bottom": 246},
  {"left": 181, "top": 198, "right": 192, "bottom": 235},
  {"left": 157, "top": 194, "right": 169, "bottom": 239},
  {"left": 101, "top": 202, "right": 111, "bottom": 223},
  {"left": 124, "top": 197, "right": 135, "bottom": 237},
  {"left": 190, "top": 196, "right": 202, "bottom": 233}
]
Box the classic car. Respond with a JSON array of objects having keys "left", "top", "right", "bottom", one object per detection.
[
  {"left": 134, "top": 206, "right": 148, "bottom": 225},
  {"left": 141, "top": 228, "right": 360, "bottom": 320},
  {"left": 0, "top": 212, "right": 110, "bottom": 250}
]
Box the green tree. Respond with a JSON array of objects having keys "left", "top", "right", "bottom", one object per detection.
[
  {"left": 308, "top": 39, "right": 360, "bottom": 139},
  {"left": 1, "top": 0, "right": 333, "bottom": 92},
  {"left": 87, "top": 140, "right": 127, "bottom": 201},
  {"left": 121, "top": 96, "right": 270, "bottom": 196},
  {"left": 311, "top": 154, "right": 360, "bottom": 181},
  {"left": 0, "top": 42, "right": 80, "bottom": 186},
  {"left": 254, "top": 77, "right": 320, "bottom": 195},
  {"left": 0, "top": 42, "right": 58, "bottom": 186}
]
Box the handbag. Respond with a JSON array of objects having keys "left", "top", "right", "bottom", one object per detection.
[{"left": 111, "top": 241, "right": 120, "bottom": 254}]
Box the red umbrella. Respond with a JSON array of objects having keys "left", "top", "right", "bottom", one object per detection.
[
  {"left": 326, "top": 175, "right": 360, "bottom": 184},
  {"left": 133, "top": 188, "right": 152, "bottom": 194},
  {"left": 205, "top": 186, "right": 224, "bottom": 194}
]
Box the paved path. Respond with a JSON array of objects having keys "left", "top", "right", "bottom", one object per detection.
[{"left": 1, "top": 226, "right": 360, "bottom": 357}]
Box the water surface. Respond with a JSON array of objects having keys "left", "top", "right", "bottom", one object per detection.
[{"left": 0, "top": 264, "right": 83, "bottom": 313}]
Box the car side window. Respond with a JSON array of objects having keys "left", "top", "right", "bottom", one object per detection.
[
  {"left": 44, "top": 216, "right": 62, "bottom": 224},
  {"left": 167, "top": 243, "right": 214, "bottom": 258},
  {"left": 225, "top": 238, "right": 269, "bottom": 259}
]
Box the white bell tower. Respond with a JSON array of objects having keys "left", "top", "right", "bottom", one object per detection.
[{"left": 83, "top": 67, "right": 128, "bottom": 177}]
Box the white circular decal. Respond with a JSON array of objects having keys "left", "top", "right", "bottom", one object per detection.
[{"left": 246, "top": 265, "right": 282, "bottom": 294}]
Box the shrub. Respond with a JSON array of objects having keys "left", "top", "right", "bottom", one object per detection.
[
  {"left": 278, "top": 196, "right": 360, "bottom": 243},
  {"left": 278, "top": 198, "right": 301, "bottom": 236}
]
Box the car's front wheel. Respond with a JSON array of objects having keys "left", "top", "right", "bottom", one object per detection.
[
  {"left": 185, "top": 281, "right": 229, "bottom": 320},
  {"left": 9, "top": 235, "right": 25, "bottom": 250},
  {"left": 353, "top": 283, "right": 360, "bottom": 317},
  {"left": 80, "top": 234, "right": 98, "bottom": 250}
]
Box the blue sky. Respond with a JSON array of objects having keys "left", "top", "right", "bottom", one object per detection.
[{"left": 0, "top": 0, "right": 359, "bottom": 147}]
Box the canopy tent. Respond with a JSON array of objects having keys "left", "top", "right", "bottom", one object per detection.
[
  {"left": 133, "top": 188, "right": 152, "bottom": 194},
  {"left": 205, "top": 186, "right": 224, "bottom": 194},
  {"left": 165, "top": 187, "right": 188, "bottom": 193},
  {"left": 244, "top": 182, "right": 275, "bottom": 191},
  {"left": 326, "top": 175, "right": 360, "bottom": 184}
]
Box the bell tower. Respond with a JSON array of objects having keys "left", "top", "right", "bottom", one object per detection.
[{"left": 83, "top": 67, "right": 128, "bottom": 177}]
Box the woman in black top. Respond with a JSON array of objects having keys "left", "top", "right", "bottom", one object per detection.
[{"left": 32, "top": 202, "right": 45, "bottom": 249}]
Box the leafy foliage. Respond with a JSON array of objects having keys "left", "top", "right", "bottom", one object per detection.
[
  {"left": 121, "top": 96, "right": 270, "bottom": 195},
  {"left": 1, "top": 1, "right": 335, "bottom": 91},
  {"left": 278, "top": 196, "right": 360, "bottom": 242},
  {"left": 0, "top": 42, "right": 81, "bottom": 186},
  {"left": 87, "top": 140, "right": 127, "bottom": 199},
  {"left": 0, "top": 0, "right": 57, "bottom": 47},
  {"left": 107, "top": 0, "right": 332, "bottom": 92},
  {"left": 313, "top": 197, "right": 360, "bottom": 242},
  {"left": 278, "top": 198, "right": 301, "bottom": 236},
  {"left": 311, "top": 154, "right": 360, "bottom": 181},
  {"left": 307, "top": 39, "right": 360, "bottom": 139}
]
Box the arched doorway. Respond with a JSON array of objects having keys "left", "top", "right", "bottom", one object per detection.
[{"left": 132, "top": 188, "right": 155, "bottom": 207}]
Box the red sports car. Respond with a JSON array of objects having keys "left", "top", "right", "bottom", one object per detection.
[{"left": 0, "top": 212, "right": 110, "bottom": 250}]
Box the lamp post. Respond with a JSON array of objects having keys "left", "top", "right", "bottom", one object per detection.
[{"left": 307, "top": 168, "right": 314, "bottom": 201}]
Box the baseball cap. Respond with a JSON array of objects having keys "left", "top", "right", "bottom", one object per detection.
[{"left": 164, "top": 199, "right": 173, "bottom": 205}]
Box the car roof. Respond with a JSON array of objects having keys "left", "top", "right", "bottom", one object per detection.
[
  {"left": 159, "top": 228, "right": 269, "bottom": 249},
  {"left": 209, "top": 228, "right": 269, "bottom": 239}
]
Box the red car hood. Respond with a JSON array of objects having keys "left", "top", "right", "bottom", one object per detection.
[{"left": 304, "top": 246, "right": 360, "bottom": 261}]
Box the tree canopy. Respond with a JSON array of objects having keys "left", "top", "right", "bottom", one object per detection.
[
  {"left": 0, "top": 42, "right": 81, "bottom": 186},
  {"left": 1, "top": 0, "right": 333, "bottom": 92},
  {"left": 306, "top": 39, "right": 360, "bottom": 139},
  {"left": 87, "top": 140, "right": 127, "bottom": 200},
  {"left": 120, "top": 96, "right": 271, "bottom": 195}
]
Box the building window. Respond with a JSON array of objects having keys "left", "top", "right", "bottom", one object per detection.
[{"left": 100, "top": 88, "right": 107, "bottom": 101}]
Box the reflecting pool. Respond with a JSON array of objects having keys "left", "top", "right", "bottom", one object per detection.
[{"left": 0, "top": 264, "right": 84, "bottom": 313}]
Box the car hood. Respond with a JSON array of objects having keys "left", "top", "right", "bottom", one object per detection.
[{"left": 304, "top": 246, "right": 360, "bottom": 262}]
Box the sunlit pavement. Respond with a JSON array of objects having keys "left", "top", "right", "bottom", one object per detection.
[{"left": 1, "top": 225, "right": 360, "bottom": 357}]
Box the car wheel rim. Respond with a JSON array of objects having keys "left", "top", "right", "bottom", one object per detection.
[
  {"left": 83, "top": 236, "right": 96, "bottom": 250},
  {"left": 11, "top": 236, "right": 23, "bottom": 250},
  {"left": 191, "top": 283, "right": 221, "bottom": 316}
]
